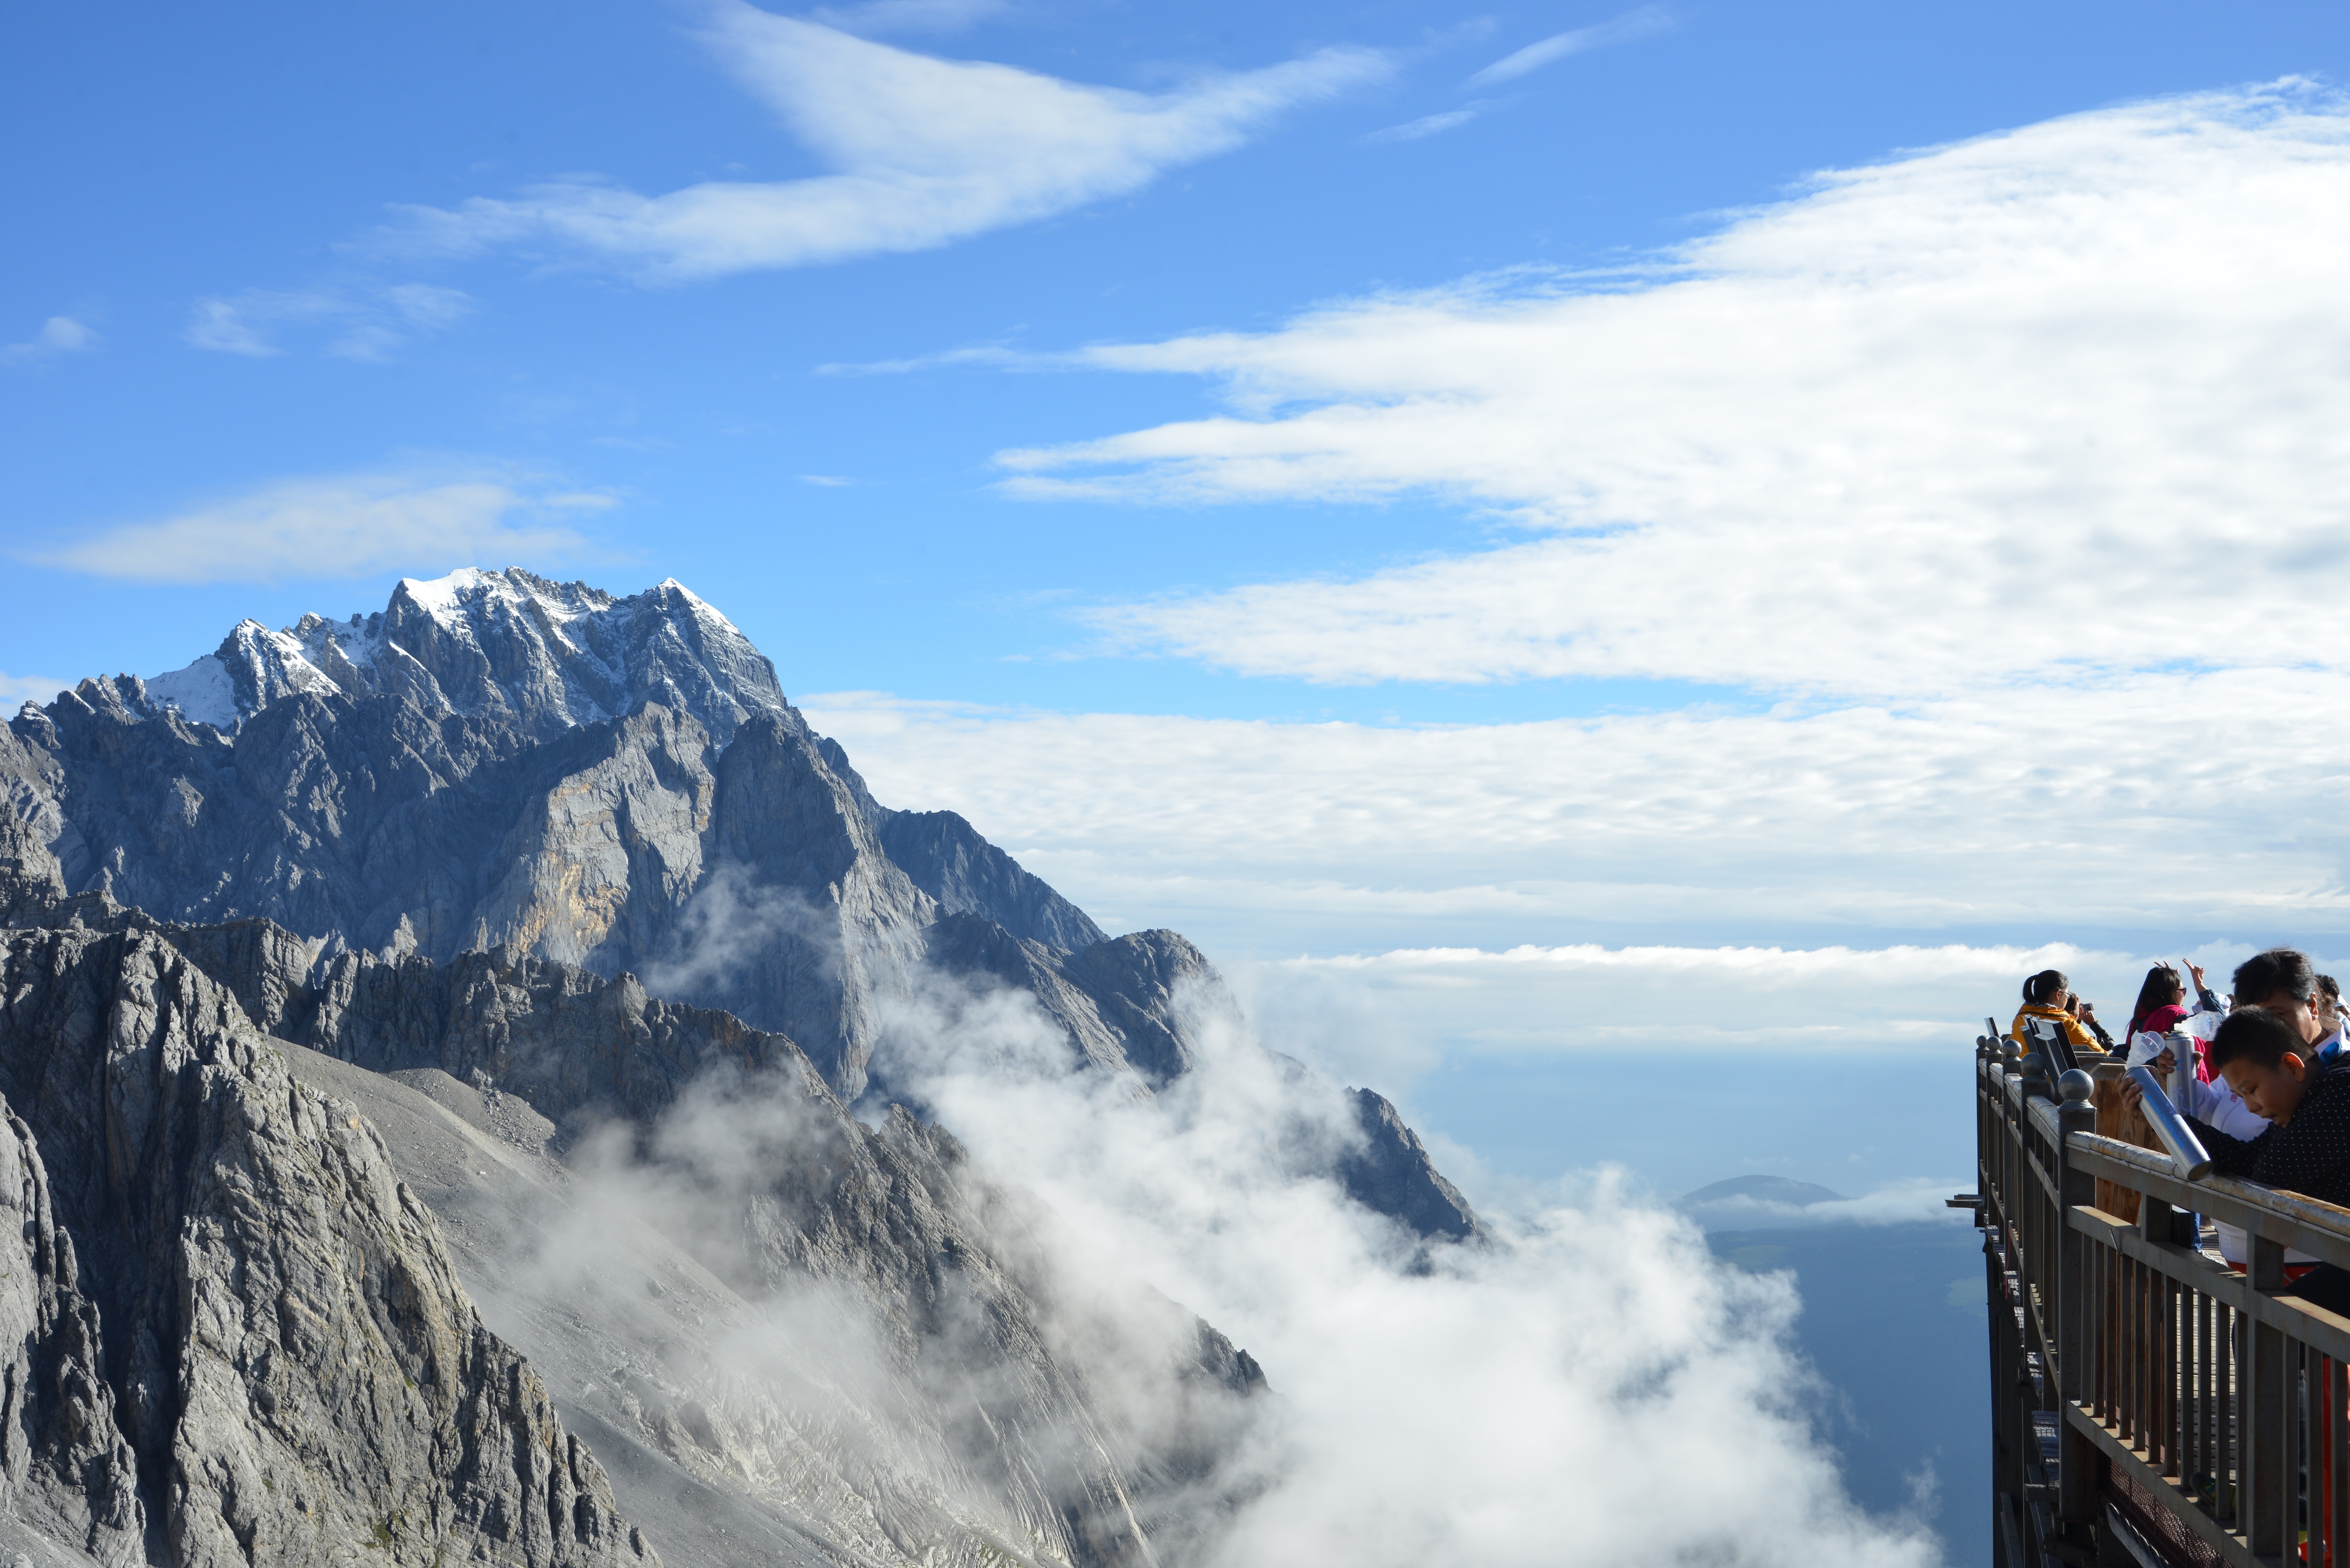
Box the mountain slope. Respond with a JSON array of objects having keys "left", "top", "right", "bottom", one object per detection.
[
  {"left": 0, "top": 923, "right": 658, "bottom": 1568},
  {"left": 7, "top": 898, "right": 1269, "bottom": 1568}
]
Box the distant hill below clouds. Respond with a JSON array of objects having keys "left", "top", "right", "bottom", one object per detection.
[
  {"left": 1682, "top": 1175, "right": 1849, "bottom": 1208},
  {"left": 1678, "top": 1175, "right": 1850, "bottom": 1231}
]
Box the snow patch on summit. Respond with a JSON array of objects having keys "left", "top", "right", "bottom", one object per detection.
[
  {"left": 394, "top": 569, "right": 481, "bottom": 617},
  {"left": 143, "top": 654, "right": 238, "bottom": 728},
  {"left": 396, "top": 566, "right": 615, "bottom": 629},
  {"left": 655, "top": 576, "right": 744, "bottom": 634}
]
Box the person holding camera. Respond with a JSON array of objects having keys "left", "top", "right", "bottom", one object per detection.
[{"left": 2011, "top": 967, "right": 2107, "bottom": 1055}]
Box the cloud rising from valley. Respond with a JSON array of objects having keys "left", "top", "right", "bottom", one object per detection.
[
  {"left": 868, "top": 967, "right": 1947, "bottom": 1565},
  {"left": 497, "top": 948, "right": 1949, "bottom": 1567}
]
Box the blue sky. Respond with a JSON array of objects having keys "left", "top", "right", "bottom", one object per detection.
[{"left": 9, "top": 0, "right": 2350, "bottom": 1200}]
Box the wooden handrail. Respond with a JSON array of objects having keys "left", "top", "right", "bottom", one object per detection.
[
  {"left": 1971, "top": 1032, "right": 2350, "bottom": 1568},
  {"left": 2068, "top": 1132, "right": 2350, "bottom": 1271}
]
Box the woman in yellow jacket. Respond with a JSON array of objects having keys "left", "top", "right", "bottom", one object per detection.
[{"left": 2012, "top": 968, "right": 2108, "bottom": 1056}]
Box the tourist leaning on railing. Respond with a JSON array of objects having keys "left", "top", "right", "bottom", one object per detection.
[
  {"left": 2012, "top": 967, "right": 2105, "bottom": 1055},
  {"left": 2128, "top": 1006, "right": 2350, "bottom": 1310},
  {"left": 2134, "top": 1030, "right": 2282, "bottom": 1265}
]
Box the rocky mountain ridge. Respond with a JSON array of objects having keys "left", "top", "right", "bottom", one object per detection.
[
  {"left": 3, "top": 571, "right": 1185, "bottom": 1105},
  {"left": 0, "top": 568, "right": 1486, "bottom": 1563},
  {"left": 142, "top": 569, "right": 785, "bottom": 747}
]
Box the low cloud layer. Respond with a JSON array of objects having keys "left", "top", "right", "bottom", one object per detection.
[
  {"left": 392, "top": 3, "right": 1388, "bottom": 281},
  {"left": 877, "top": 973, "right": 1945, "bottom": 1566},
  {"left": 997, "top": 85, "right": 2350, "bottom": 699},
  {"left": 1683, "top": 1178, "right": 1970, "bottom": 1231},
  {"left": 1224, "top": 937, "right": 2285, "bottom": 1097},
  {"left": 28, "top": 468, "right": 611, "bottom": 584},
  {"left": 801, "top": 674, "right": 2350, "bottom": 956},
  {"left": 472, "top": 952, "right": 1948, "bottom": 1564}
]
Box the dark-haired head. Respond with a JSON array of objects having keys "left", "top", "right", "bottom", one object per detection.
[
  {"left": 2208, "top": 1006, "right": 2304, "bottom": 1074},
  {"left": 2129, "top": 965, "right": 2186, "bottom": 1034},
  {"left": 2234, "top": 948, "right": 2315, "bottom": 1007},
  {"left": 2022, "top": 969, "right": 2069, "bottom": 1006},
  {"left": 2209, "top": 1006, "right": 2323, "bottom": 1124}
]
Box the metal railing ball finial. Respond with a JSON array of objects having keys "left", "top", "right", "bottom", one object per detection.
[{"left": 2057, "top": 1068, "right": 2094, "bottom": 1105}]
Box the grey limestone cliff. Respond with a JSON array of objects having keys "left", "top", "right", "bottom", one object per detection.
[
  {"left": 7, "top": 901, "right": 1268, "bottom": 1568},
  {"left": 1338, "top": 1088, "right": 1486, "bottom": 1247},
  {"left": 877, "top": 810, "right": 1105, "bottom": 952},
  {"left": 0, "top": 922, "right": 657, "bottom": 1568}
]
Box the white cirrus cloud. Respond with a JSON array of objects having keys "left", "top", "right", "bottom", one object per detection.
[
  {"left": 186, "top": 282, "right": 475, "bottom": 360},
  {"left": 26, "top": 470, "right": 613, "bottom": 585},
  {"left": 995, "top": 85, "right": 2350, "bottom": 698},
  {"left": 807, "top": 0, "right": 1009, "bottom": 35},
  {"left": 1367, "top": 104, "right": 1486, "bottom": 143},
  {"left": 388, "top": 2, "right": 1391, "bottom": 281},
  {"left": 1465, "top": 6, "right": 1676, "bottom": 87},
  {"left": 3, "top": 316, "right": 99, "bottom": 364}
]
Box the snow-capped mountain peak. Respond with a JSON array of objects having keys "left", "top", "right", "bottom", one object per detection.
[{"left": 137, "top": 568, "right": 788, "bottom": 743}]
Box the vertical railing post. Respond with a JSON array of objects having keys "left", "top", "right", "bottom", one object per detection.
[
  {"left": 1990, "top": 1035, "right": 2022, "bottom": 1566},
  {"left": 2016, "top": 1050, "right": 2054, "bottom": 1566},
  {"left": 2001, "top": 1037, "right": 2022, "bottom": 1248},
  {"left": 2247, "top": 1234, "right": 2289, "bottom": 1557},
  {"left": 2053, "top": 1069, "right": 2101, "bottom": 1538}
]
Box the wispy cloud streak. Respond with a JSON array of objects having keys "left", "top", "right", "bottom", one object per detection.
[
  {"left": 1465, "top": 6, "right": 1675, "bottom": 87},
  {"left": 187, "top": 283, "right": 474, "bottom": 359},
  {"left": 26, "top": 468, "right": 611, "bottom": 584},
  {"left": 3, "top": 316, "right": 98, "bottom": 364},
  {"left": 1368, "top": 105, "right": 1487, "bottom": 143},
  {"left": 388, "top": 3, "right": 1390, "bottom": 282}
]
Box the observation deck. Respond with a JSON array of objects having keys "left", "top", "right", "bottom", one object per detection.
[{"left": 1972, "top": 1023, "right": 2350, "bottom": 1566}]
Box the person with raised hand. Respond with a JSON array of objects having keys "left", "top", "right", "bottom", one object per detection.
[{"left": 2124, "top": 961, "right": 2222, "bottom": 1059}]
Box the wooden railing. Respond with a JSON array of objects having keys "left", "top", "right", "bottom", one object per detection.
[{"left": 1973, "top": 1025, "right": 2350, "bottom": 1567}]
